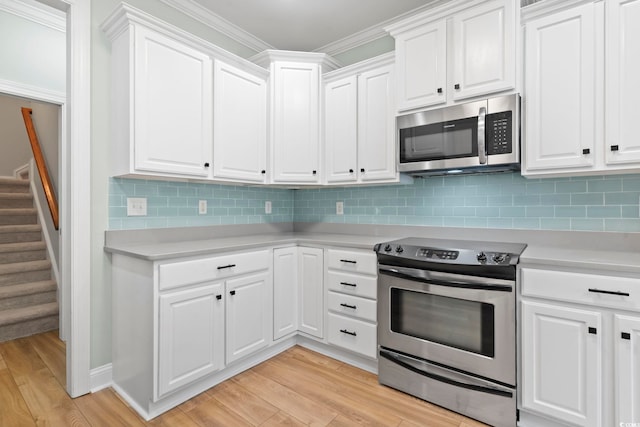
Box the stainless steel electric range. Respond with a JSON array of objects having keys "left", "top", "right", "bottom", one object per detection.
[{"left": 375, "top": 237, "right": 527, "bottom": 427}]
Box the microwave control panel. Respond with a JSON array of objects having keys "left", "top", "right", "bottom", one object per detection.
[{"left": 486, "top": 111, "right": 512, "bottom": 155}]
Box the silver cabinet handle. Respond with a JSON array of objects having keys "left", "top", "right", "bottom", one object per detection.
[{"left": 478, "top": 106, "right": 487, "bottom": 165}]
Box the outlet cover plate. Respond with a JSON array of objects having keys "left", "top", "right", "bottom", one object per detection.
[
  {"left": 198, "top": 200, "right": 207, "bottom": 215},
  {"left": 336, "top": 201, "right": 344, "bottom": 215},
  {"left": 127, "top": 198, "right": 147, "bottom": 216},
  {"left": 265, "top": 201, "right": 272, "bottom": 214}
]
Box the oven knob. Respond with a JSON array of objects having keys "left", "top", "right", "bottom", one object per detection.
[
  {"left": 384, "top": 244, "right": 392, "bottom": 252},
  {"left": 493, "top": 253, "right": 508, "bottom": 264},
  {"left": 476, "top": 252, "right": 487, "bottom": 262},
  {"left": 395, "top": 245, "right": 404, "bottom": 253}
]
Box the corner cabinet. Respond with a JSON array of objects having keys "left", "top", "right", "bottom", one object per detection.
[
  {"left": 212, "top": 60, "right": 268, "bottom": 183},
  {"left": 387, "top": 0, "right": 517, "bottom": 112},
  {"left": 324, "top": 54, "right": 397, "bottom": 184},
  {"left": 522, "top": 0, "right": 640, "bottom": 177},
  {"left": 107, "top": 23, "right": 213, "bottom": 178},
  {"left": 519, "top": 266, "right": 640, "bottom": 427},
  {"left": 252, "top": 51, "right": 340, "bottom": 185},
  {"left": 298, "top": 247, "right": 324, "bottom": 338}
]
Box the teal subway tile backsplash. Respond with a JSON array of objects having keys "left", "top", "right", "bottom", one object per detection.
[
  {"left": 108, "top": 173, "right": 640, "bottom": 233},
  {"left": 292, "top": 173, "right": 640, "bottom": 232},
  {"left": 109, "top": 178, "right": 293, "bottom": 230}
]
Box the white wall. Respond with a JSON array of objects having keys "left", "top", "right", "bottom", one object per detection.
[{"left": 0, "top": 8, "right": 65, "bottom": 93}]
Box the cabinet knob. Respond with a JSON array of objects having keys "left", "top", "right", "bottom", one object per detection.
[
  {"left": 229, "top": 290, "right": 236, "bottom": 296},
  {"left": 261, "top": 170, "right": 266, "bottom": 174},
  {"left": 588, "top": 327, "right": 597, "bottom": 335},
  {"left": 611, "top": 145, "right": 619, "bottom": 151},
  {"left": 349, "top": 169, "right": 354, "bottom": 173},
  {"left": 582, "top": 148, "right": 590, "bottom": 155},
  {"left": 204, "top": 162, "right": 210, "bottom": 168},
  {"left": 216, "top": 295, "right": 222, "bottom": 300},
  {"left": 360, "top": 168, "right": 365, "bottom": 173},
  {"left": 454, "top": 84, "right": 460, "bottom": 90},
  {"left": 437, "top": 87, "right": 443, "bottom": 94},
  {"left": 312, "top": 170, "right": 317, "bottom": 175}
]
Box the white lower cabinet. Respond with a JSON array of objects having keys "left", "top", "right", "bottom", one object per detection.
[
  {"left": 325, "top": 248, "right": 378, "bottom": 358},
  {"left": 520, "top": 267, "right": 640, "bottom": 427},
  {"left": 615, "top": 314, "right": 640, "bottom": 426},
  {"left": 298, "top": 247, "right": 324, "bottom": 338},
  {"left": 225, "top": 271, "right": 272, "bottom": 363},
  {"left": 273, "top": 247, "right": 298, "bottom": 340},
  {"left": 521, "top": 301, "right": 601, "bottom": 426},
  {"left": 158, "top": 283, "right": 225, "bottom": 397}
]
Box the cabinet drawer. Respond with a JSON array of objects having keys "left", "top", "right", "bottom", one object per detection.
[
  {"left": 521, "top": 268, "right": 640, "bottom": 311},
  {"left": 327, "top": 249, "right": 377, "bottom": 275},
  {"left": 328, "top": 291, "right": 377, "bottom": 322},
  {"left": 327, "top": 312, "right": 377, "bottom": 359},
  {"left": 327, "top": 271, "right": 377, "bottom": 300},
  {"left": 158, "top": 250, "right": 270, "bottom": 290}
]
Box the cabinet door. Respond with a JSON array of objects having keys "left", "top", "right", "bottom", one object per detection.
[
  {"left": 521, "top": 301, "right": 602, "bottom": 427},
  {"left": 358, "top": 65, "right": 397, "bottom": 182},
  {"left": 273, "top": 247, "right": 298, "bottom": 340},
  {"left": 134, "top": 26, "right": 212, "bottom": 177},
  {"left": 298, "top": 247, "right": 324, "bottom": 338},
  {"left": 615, "top": 314, "right": 640, "bottom": 426},
  {"left": 394, "top": 20, "right": 447, "bottom": 111},
  {"left": 213, "top": 60, "right": 267, "bottom": 182},
  {"left": 272, "top": 62, "right": 320, "bottom": 183},
  {"left": 523, "top": 3, "right": 597, "bottom": 173},
  {"left": 226, "top": 271, "right": 272, "bottom": 363},
  {"left": 324, "top": 76, "right": 358, "bottom": 183},
  {"left": 450, "top": 0, "right": 515, "bottom": 101},
  {"left": 158, "top": 283, "right": 224, "bottom": 397},
  {"left": 605, "top": 0, "right": 640, "bottom": 166}
]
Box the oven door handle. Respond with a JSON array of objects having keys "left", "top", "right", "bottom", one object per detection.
[
  {"left": 379, "top": 349, "right": 513, "bottom": 398},
  {"left": 378, "top": 265, "right": 513, "bottom": 292}
]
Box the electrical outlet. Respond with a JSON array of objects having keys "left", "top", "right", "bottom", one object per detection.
[
  {"left": 198, "top": 200, "right": 207, "bottom": 215},
  {"left": 127, "top": 198, "right": 147, "bottom": 216},
  {"left": 265, "top": 201, "right": 272, "bottom": 214},
  {"left": 336, "top": 201, "right": 344, "bottom": 215}
]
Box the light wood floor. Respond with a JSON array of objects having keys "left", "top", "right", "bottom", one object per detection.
[{"left": 0, "top": 331, "right": 488, "bottom": 426}]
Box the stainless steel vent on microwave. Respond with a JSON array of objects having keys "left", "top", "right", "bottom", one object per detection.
[{"left": 398, "top": 94, "right": 520, "bottom": 176}]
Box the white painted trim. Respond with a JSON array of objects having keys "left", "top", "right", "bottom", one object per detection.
[
  {"left": 521, "top": 0, "right": 597, "bottom": 23},
  {"left": 157, "top": 0, "right": 272, "bottom": 53},
  {"left": 0, "top": 0, "right": 65, "bottom": 32},
  {"left": 61, "top": 0, "right": 91, "bottom": 398},
  {"left": 90, "top": 363, "right": 113, "bottom": 392},
  {"left": 323, "top": 52, "right": 394, "bottom": 82},
  {"left": 28, "top": 159, "right": 61, "bottom": 293},
  {"left": 13, "top": 163, "right": 30, "bottom": 178},
  {"left": 0, "top": 78, "right": 65, "bottom": 104}
]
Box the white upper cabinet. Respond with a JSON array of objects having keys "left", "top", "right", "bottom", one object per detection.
[
  {"left": 324, "top": 55, "right": 398, "bottom": 185},
  {"left": 324, "top": 76, "right": 358, "bottom": 183},
  {"left": 107, "top": 23, "right": 213, "bottom": 178},
  {"left": 523, "top": 0, "right": 640, "bottom": 177},
  {"left": 523, "top": 3, "right": 597, "bottom": 173},
  {"left": 213, "top": 60, "right": 267, "bottom": 183},
  {"left": 605, "top": 0, "right": 640, "bottom": 166},
  {"left": 357, "top": 64, "right": 397, "bottom": 182},
  {"left": 387, "top": 0, "right": 517, "bottom": 112},
  {"left": 393, "top": 20, "right": 447, "bottom": 110},
  {"left": 450, "top": 0, "right": 516, "bottom": 101}
]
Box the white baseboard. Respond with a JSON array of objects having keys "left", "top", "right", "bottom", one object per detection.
[{"left": 89, "top": 363, "right": 112, "bottom": 392}]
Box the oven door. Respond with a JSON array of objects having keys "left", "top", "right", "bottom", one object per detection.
[{"left": 378, "top": 265, "right": 515, "bottom": 386}]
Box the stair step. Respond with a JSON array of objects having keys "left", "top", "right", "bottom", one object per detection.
[
  {"left": 0, "top": 192, "right": 33, "bottom": 208},
  {"left": 0, "top": 224, "right": 42, "bottom": 244},
  {"left": 0, "top": 302, "right": 58, "bottom": 342},
  {"left": 0, "top": 178, "right": 30, "bottom": 194},
  {"left": 0, "top": 260, "right": 51, "bottom": 287},
  {"left": 0, "top": 241, "right": 47, "bottom": 264},
  {"left": 0, "top": 280, "right": 57, "bottom": 310},
  {"left": 0, "top": 208, "right": 38, "bottom": 225}
]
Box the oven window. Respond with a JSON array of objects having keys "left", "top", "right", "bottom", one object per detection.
[
  {"left": 399, "top": 116, "right": 478, "bottom": 163},
  {"left": 390, "top": 288, "right": 494, "bottom": 357}
]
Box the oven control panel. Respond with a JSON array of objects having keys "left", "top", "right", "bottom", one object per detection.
[{"left": 418, "top": 248, "right": 459, "bottom": 260}]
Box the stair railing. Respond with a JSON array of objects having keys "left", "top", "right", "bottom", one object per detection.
[{"left": 21, "top": 107, "right": 59, "bottom": 230}]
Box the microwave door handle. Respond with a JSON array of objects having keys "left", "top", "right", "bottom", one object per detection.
[{"left": 478, "top": 106, "right": 487, "bottom": 164}]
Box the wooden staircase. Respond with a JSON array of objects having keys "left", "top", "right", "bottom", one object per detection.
[{"left": 0, "top": 177, "right": 58, "bottom": 342}]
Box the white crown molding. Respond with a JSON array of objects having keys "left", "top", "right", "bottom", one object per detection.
[
  {"left": 521, "top": 0, "right": 597, "bottom": 23},
  {"left": 250, "top": 49, "right": 342, "bottom": 72},
  {"left": 323, "top": 52, "right": 394, "bottom": 81},
  {"left": 0, "top": 0, "right": 65, "bottom": 32},
  {"left": 158, "top": 0, "right": 272, "bottom": 53},
  {"left": 0, "top": 77, "right": 65, "bottom": 104}
]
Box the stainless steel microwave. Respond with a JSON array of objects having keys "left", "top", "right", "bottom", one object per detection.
[{"left": 398, "top": 94, "right": 520, "bottom": 176}]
